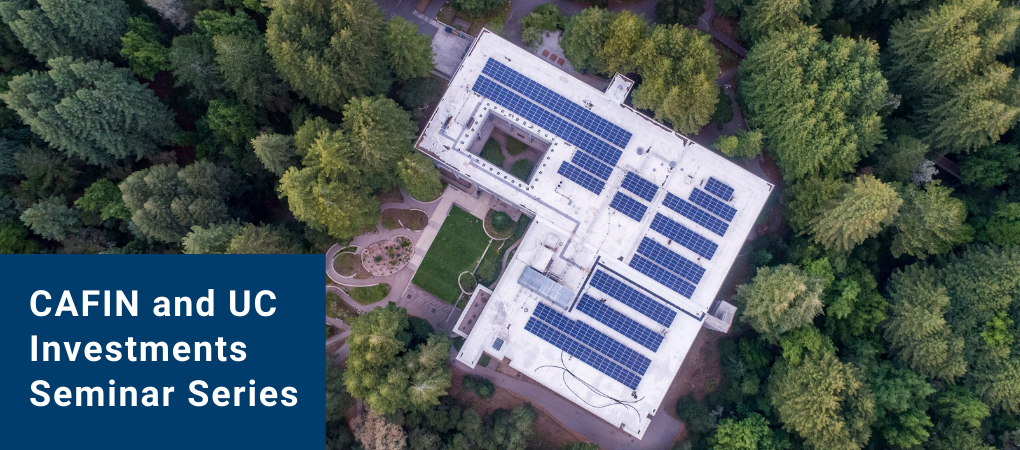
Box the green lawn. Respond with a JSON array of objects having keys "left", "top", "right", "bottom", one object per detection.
[
  {"left": 413, "top": 206, "right": 491, "bottom": 303},
  {"left": 348, "top": 283, "right": 390, "bottom": 304},
  {"left": 506, "top": 137, "right": 527, "bottom": 155},
  {"left": 510, "top": 159, "right": 534, "bottom": 181}
]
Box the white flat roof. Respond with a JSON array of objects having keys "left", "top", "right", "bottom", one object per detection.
[{"left": 417, "top": 30, "right": 772, "bottom": 438}]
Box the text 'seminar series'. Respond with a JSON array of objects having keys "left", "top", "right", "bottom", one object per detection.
[{"left": 27, "top": 289, "right": 297, "bottom": 408}]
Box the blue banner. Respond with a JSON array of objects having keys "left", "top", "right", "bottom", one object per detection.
[{"left": 0, "top": 255, "right": 322, "bottom": 449}]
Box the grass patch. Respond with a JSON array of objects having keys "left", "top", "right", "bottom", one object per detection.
[
  {"left": 452, "top": 336, "right": 465, "bottom": 350},
  {"left": 412, "top": 206, "right": 491, "bottom": 303},
  {"left": 326, "top": 292, "right": 359, "bottom": 322},
  {"left": 455, "top": 293, "right": 471, "bottom": 309},
  {"left": 347, "top": 283, "right": 390, "bottom": 305},
  {"left": 382, "top": 208, "right": 429, "bottom": 231},
  {"left": 510, "top": 159, "right": 534, "bottom": 181},
  {"left": 459, "top": 272, "right": 478, "bottom": 293},
  {"left": 333, "top": 252, "right": 371, "bottom": 279},
  {"left": 475, "top": 240, "right": 504, "bottom": 287},
  {"left": 479, "top": 138, "right": 505, "bottom": 167},
  {"left": 508, "top": 215, "right": 532, "bottom": 246},
  {"left": 506, "top": 137, "right": 528, "bottom": 155},
  {"left": 478, "top": 353, "right": 492, "bottom": 367}
]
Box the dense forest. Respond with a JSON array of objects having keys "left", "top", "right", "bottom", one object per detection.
[
  {"left": 3, "top": 0, "right": 1020, "bottom": 449},
  {"left": 0, "top": 0, "right": 444, "bottom": 255}
]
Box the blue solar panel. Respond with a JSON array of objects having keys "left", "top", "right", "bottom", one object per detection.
[
  {"left": 690, "top": 189, "right": 737, "bottom": 222},
  {"left": 636, "top": 237, "right": 705, "bottom": 284},
  {"left": 525, "top": 317, "right": 641, "bottom": 389},
  {"left": 577, "top": 294, "right": 663, "bottom": 352},
  {"left": 482, "top": 58, "right": 632, "bottom": 149},
  {"left": 662, "top": 193, "right": 729, "bottom": 237},
  {"left": 610, "top": 192, "right": 647, "bottom": 222},
  {"left": 557, "top": 162, "right": 605, "bottom": 194},
  {"left": 621, "top": 172, "right": 658, "bottom": 202},
  {"left": 705, "top": 177, "right": 734, "bottom": 201},
  {"left": 533, "top": 303, "right": 651, "bottom": 375},
  {"left": 629, "top": 254, "right": 697, "bottom": 298},
  {"left": 472, "top": 76, "right": 622, "bottom": 166},
  {"left": 590, "top": 270, "right": 676, "bottom": 327},
  {"left": 650, "top": 213, "right": 718, "bottom": 260},
  {"left": 571, "top": 151, "right": 613, "bottom": 180}
]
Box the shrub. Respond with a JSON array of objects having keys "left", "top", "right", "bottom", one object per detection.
[
  {"left": 506, "top": 136, "right": 528, "bottom": 155},
  {"left": 675, "top": 394, "right": 717, "bottom": 437},
  {"left": 491, "top": 211, "right": 514, "bottom": 232},
  {"left": 510, "top": 159, "right": 534, "bottom": 180},
  {"left": 463, "top": 375, "right": 495, "bottom": 398},
  {"left": 480, "top": 138, "right": 505, "bottom": 166},
  {"left": 710, "top": 87, "right": 734, "bottom": 127}
]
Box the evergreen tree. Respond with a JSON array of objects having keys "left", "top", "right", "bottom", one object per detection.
[
  {"left": 182, "top": 221, "right": 243, "bottom": 254},
  {"left": 0, "top": 0, "right": 128, "bottom": 61},
  {"left": 120, "top": 16, "right": 170, "bottom": 80},
  {"left": 709, "top": 413, "right": 789, "bottom": 450},
  {"left": 631, "top": 25, "right": 719, "bottom": 134},
  {"left": 74, "top": 179, "right": 131, "bottom": 222},
  {"left": 738, "top": 264, "right": 826, "bottom": 339},
  {"left": 397, "top": 152, "right": 443, "bottom": 202},
  {"left": 872, "top": 134, "right": 929, "bottom": 184},
  {"left": 168, "top": 33, "right": 224, "bottom": 102},
  {"left": 739, "top": 25, "right": 888, "bottom": 181},
  {"left": 265, "top": 0, "right": 392, "bottom": 110},
  {"left": 861, "top": 360, "right": 934, "bottom": 449},
  {"left": 958, "top": 143, "right": 1020, "bottom": 189},
  {"left": 0, "top": 217, "right": 41, "bottom": 253},
  {"left": 740, "top": 0, "right": 811, "bottom": 43},
  {"left": 769, "top": 351, "right": 876, "bottom": 450},
  {"left": 213, "top": 32, "right": 292, "bottom": 111},
  {"left": 278, "top": 120, "right": 380, "bottom": 239},
  {"left": 251, "top": 133, "right": 297, "bottom": 176},
  {"left": 891, "top": 181, "right": 973, "bottom": 258},
  {"left": 808, "top": 175, "right": 902, "bottom": 252},
  {"left": 784, "top": 175, "right": 844, "bottom": 233},
  {"left": 384, "top": 17, "right": 434, "bottom": 82},
  {"left": 120, "top": 161, "right": 241, "bottom": 243},
  {"left": 342, "top": 96, "right": 417, "bottom": 190},
  {"left": 349, "top": 408, "right": 408, "bottom": 450},
  {"left": 13, "top": 144, "right": 76, "bottom": 199},
  {"left": 560, "top": 7, "right": 613, "bottom": 74},
  {"left": 598, "top": 11, "right": 648, "bottom": 75},
  {"left": 1, "top": 57, "right": 178, "bottom": 167},
  {"left": 885, "top": 0, "right": 1020, "bottom": 153},
  {"left": 883, "top": 265, "right": 967, "bottom": 381},
  {"left": 19, "top": 195, "right": 77, "bottom": 240},
  {"left": 226, "top": 223, "right": 303, "bottom": 254}
]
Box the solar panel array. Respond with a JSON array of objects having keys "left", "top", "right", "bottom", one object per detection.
[
  {"left": 533, "top": 303, "right": 651, "bottom": 374},
  {"left": 705, "top": 177, "right": 734, "bottom": 201},
  {"left": 472, "top": 76, "right": 622, "bottom": 166},
  {"left": 690, "top": 189, "right": 737, "bottom": 221},
  {"left": 558, "top": 162, "right": 605, "bottom": 195},
  {"left": 636, "top": 237, "right": 705, "bottom": 284},
  {"left": 590, "top": 270, "right": 676, "bottom": 327},
  {"left": 621, "top": 172, "right": 658, "bottom": 202},
  {"left": 630, "top": 255, "right": 697, "bottom": 298},
  {"left": 571, "top": 150, "right": 613, "bottom": 180},
  {"left": 663, "top": 193, "right": 729, "bottom": 236},
  {"left": 525, "top": 318, "right": 641, "bottom": 389},
  {"left": 650, "top": 213, "right": 718, "bottom": 260},
  {"left": 482, "top": 58, "right": 632, "bottom": 149},
  {"left": 577, "top": 294, "right": 663, "bottom": 352},
  {"left": 610, "top": 192, "right": 648, "bottom": 222}
]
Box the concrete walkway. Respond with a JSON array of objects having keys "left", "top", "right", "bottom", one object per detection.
[{"left": 455, "top": 358, "right": 681, "bottom": 450}]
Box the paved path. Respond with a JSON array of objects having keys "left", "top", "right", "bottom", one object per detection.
[
  {"left": 696, "top": 0, "right": 747, "bottom": 57},
  {"left": 456, "top": 358, "right": 681, "bottom": 450}
]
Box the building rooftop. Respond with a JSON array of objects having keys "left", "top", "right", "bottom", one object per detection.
[{"left": 419, "top": 30, "right": 773, "bottom": 439}]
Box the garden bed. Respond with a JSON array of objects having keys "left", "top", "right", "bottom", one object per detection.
[
  {"left": 326, "top": 291, "right": 360, "bottom": 323},
  {"left": 484, "top": 209, "right": 516, "bottom": 239},
  {"left": 459, "top": 272, "right": 478, "bottom": 293},
  {"left": 381, "top": 208, "right": 429, "bottom": 231},
  {"left": 412, "top": 206, "right": 491, "bottom": 303},
  {"left": 333, "top": 252, "right": 372, "bottom": 279},
  {"left": 362, "top": 235, "right": 414, "bottom": 276}
]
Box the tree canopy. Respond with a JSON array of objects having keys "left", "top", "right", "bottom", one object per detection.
[
  {"left": 739, "top": 264, "right": 826, "bottom": 338},
  {"left": 265, "top": 0, "right": 393, "bottom": 110},
  {"left": 807, "top": 175, "right": 902, "bottom": 252},
  {"left": 0, "top": 0, "right": 128, "bottom": 61},
  {"left": 1, "top": 57, "right": 178, "bottom": 167},
  {"left": 739, "top": 25, "right": 888, "bottom": 181}
]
